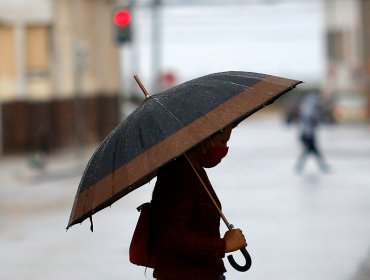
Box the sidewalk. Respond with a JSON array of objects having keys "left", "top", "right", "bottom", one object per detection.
[{"left": 352, "top": 250, "right": 370, "bottom": 280}]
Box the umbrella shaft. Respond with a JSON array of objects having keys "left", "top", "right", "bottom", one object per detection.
[{"left": 184, "top": 154, "right": 233, "bottom": 230}]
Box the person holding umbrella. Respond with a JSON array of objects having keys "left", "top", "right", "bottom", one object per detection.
[
  {"left": 149, "top": 125, "right": 246, "bottom": 280},
  {"left": 66, "top": 71, "right": 301, "bottom": 279}
]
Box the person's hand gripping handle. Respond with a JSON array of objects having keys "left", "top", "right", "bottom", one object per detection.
[{"left": 223, "top": 226, "right": 252, "bottom": 272}]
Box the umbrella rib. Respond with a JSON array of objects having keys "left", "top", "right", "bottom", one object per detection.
[
  {"left": 151, "top": 96, "right": 223, "bottom": 151},
  {"left": 147, "top": 111, "right": 167, "bottom": 139},
  {"left": 152, "top": 96, "right": 185, "bottom": 127}
]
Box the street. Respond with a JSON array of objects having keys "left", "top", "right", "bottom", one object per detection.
[{"left": 1, "top": 114, "right": 370, "bottom": 280}]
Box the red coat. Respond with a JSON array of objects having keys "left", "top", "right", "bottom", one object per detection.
[{"left": 151, "top": 156, "right": 226, "bottom": 280}]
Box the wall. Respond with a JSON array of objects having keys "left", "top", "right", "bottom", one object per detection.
[{"left": 0, "top": 0, "right": 121, "bottom": 154}]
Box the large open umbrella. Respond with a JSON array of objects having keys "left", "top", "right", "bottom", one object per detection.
[{"left": 67, "top": 71, "right": 301, "bottom": 271}]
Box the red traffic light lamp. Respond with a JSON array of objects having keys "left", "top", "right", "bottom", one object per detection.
[
  {"left": 114, "top": 10, "right": 131, "bottom": 27},
  {"left": 113, "top": 9, "right": 132, "bottom": 44}
]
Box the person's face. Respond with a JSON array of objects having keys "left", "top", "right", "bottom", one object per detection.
[{"left": 204, "top": 125, "right": 232, "bottom": 150}]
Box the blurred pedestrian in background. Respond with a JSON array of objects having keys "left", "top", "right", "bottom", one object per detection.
[
  {"left": 295, "top": 91, "right": 330, "bottom": 173},
  {"left": 28, "top": 124, "right": 50, "bottom": 171}
]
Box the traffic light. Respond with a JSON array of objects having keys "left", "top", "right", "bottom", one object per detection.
[{"left": 114, "top": 9, "right": 132, "bottom": 44}]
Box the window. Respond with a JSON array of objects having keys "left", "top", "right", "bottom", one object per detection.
[
  {"left": 0, "top": 26, "right": 16, "bottom": 78},
  {"left": 26, "top": 25, "right": 50, "bottom": 77}
]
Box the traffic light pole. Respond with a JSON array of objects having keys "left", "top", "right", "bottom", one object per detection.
[
  {"left": 129, "top": 2, "right": 140, "bottom": 99},
  {"left": 151, "top": 0, "right": 162, "bottom": 93},
  {"left": 114, "top": 1, "right": 133, "bottom": 119}
]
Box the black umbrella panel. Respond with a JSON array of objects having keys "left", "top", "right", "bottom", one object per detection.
[{"left": 68, "top": 71, "right": 301, "bottom": 229}]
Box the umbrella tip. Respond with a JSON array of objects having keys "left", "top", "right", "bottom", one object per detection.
[{"left": 133, "top": 75, "right": 151, "bottom": 98}]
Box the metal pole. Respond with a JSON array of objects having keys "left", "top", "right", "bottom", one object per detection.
[
  {"left": 0, "top": 101, "right": 3, "bottom": 156},
  {"left": 73, "top": 42, "right": 87, "bottom": 156},
  {"left": 130, "top": 0, "right": 141, "bottom": 98},
  {"left": 14, "top": 23, "right": 26, "bottom": 99},
  {"left": 151, "top": 0, "right": 162, "bottom": 93}
]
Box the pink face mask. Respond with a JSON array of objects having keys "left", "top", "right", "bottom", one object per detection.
[{"left": 201, "top": 146, "right": 229, "bottom": 168}]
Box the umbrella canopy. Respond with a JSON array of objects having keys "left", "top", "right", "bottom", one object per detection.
[{"left": 67, "top": 71, "right": 301, "bottom": 229}]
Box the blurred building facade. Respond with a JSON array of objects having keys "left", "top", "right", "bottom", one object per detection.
[
  {"left": 324, "top": 0, "right": 370, "bottom": 121},
  {"left": 0, "top": 0, "right": 120, "bottom": 154}
]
